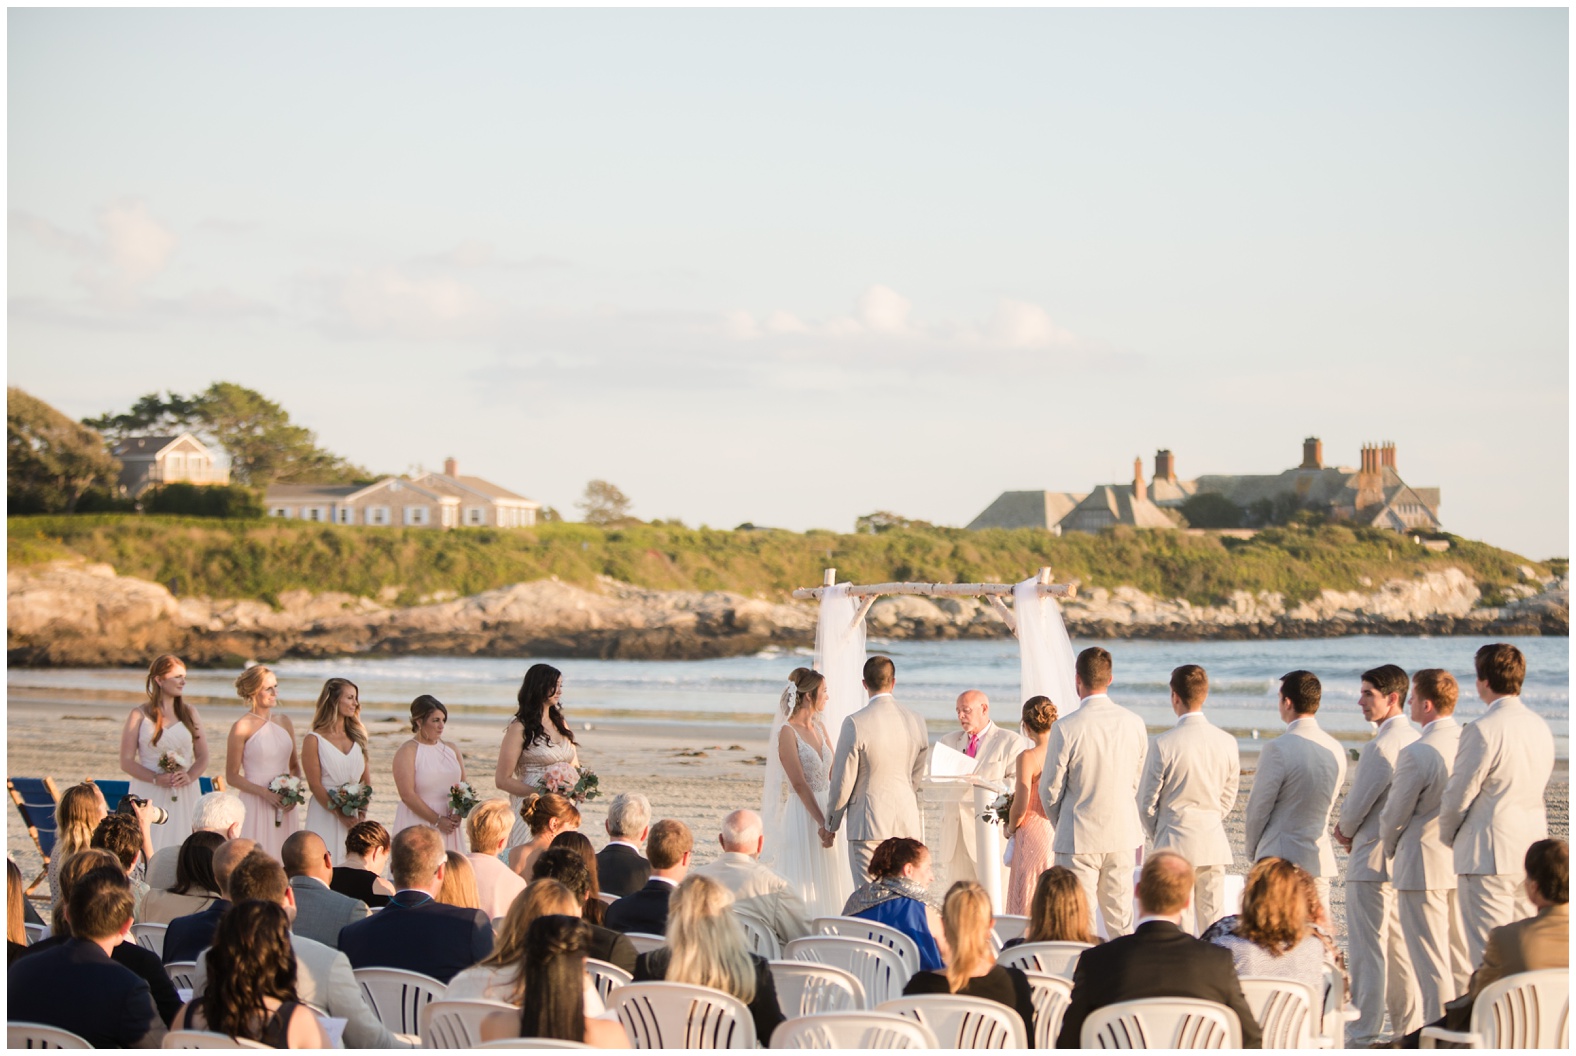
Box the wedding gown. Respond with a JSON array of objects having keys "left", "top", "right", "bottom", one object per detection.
[
  {"left": 236, "top": 719, "right": 301, "bottom": 859},
  {"left": 777, "top": 723, "right": 853, "bottom": 919},
  {"left": 303, "top": 732, "right": 366, "bottom": 865},
  {"left": 127, "top": 714, "right": 197, "bottom": 855},
  {"left": 505, "top": 723, "right": 578, "bottom": 850}
]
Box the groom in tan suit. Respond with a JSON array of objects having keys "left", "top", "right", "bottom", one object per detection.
[
  {"left": 936, "top": 690, "right": 1026, "bottom": 887},
  {"left": 827, "top": 655, "right": 930, "bottom": 886}
]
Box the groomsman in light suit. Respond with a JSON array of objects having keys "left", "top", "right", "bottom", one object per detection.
[
  {"left": 936, "top": 690, "right": 1027, "bottom": 887},
  {"left": 1440, "top": 643, "right": 1556, "bottom": 965},
  {"left": 1137, "top": 664, "right": 1239, "bottom": 935},
  {"left": 1039, "top": 647, "right": 1148, "bottom": 938},
  {"left": 1334, "top": 664, "right": 1421, "bottom": 1046},
  {"left": 1380, "top": 668, "right": 1470, "bottom": 1024}
]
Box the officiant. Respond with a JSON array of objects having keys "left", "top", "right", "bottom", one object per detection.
[{"left": 935, "top": 691, "right": 1028, "bottom": 887}]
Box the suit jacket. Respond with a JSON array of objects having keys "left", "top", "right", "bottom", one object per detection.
[
  {"left": 938, "top": 722, "right": 1027, "bottom": 867},
  {"left": 586, "top": 922, "right": 639, "bottom": 974},
  {"left": 1138, "top": 712, "right": 1239, "bottom": 867},
  {"left": 1337, "top": 713, "right": 1419, "bottom": 882},
  {"left": 1039, "top": 695, "right": 1149, "bottom": 855},
  {"left": 597, "top": 841, "right": 653, "bottom": 897},
  {"left": 1443, "top": 902, "right": 1568, "bottom": 1031},
  {"left": 826, "top": 694, "right": 929, "bottom": 843},
  {"left": 145, "top": 845, "right": 181, "bottom": 892},
  {"left": 1439, "top": 696, "right": 1555, "bottom": 876},
  {"left": 1243, "top": 717, "right": 1347, "bottom": 877},
  {"left": 22, "top": 932, "right": 181, "bottom": 1026},
  {"left": 1055, "top": 919, "right": 1261, "bottom": 1048},
  {"left": 1378, "top": 717, "right": 1462, "bottom": 891},
  {"left": 604, "top": 877, "right": 676, "bottom": 936},
  {"left": 694, "top": 851, "right": 812, "bottom": 944},
  {"left": 7, "top": 938, "right": 163, "bottom": 1048},
  {"left": 191, "top": 930, "right": 398, "bottom": 1048},
  {"left": 163, "top": 899, "right": 231, "bottom": 964},
  {"left": 336, "top": 891, "right": 493, "bottom": 984},
  {"left": 289, "top": 874, "right": 370, "bottom": 949}
]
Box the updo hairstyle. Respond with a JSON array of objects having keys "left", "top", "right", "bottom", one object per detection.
[
  {"left": 785, "top": 667, "right": 826, "bottom": 718},
  {"left": 1022, "top": 695, "right": 1059, "bottom": 734},
  {"left": 344, "top": 820, "right": 391, "bottom": 858},
  {"left": 233, "top": 665, "right": 274, "bottom": 704},
  {"left": 410, "top": 694, "right": 448, "bottom": 733},
  {"left": 868, "top": 836, "right": 928, "bottom": 880},
  {"left": 519, "top": 792, "right": 582, "bottom": 837}
]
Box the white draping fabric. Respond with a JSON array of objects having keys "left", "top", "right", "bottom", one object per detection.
[
  {"left": 814, "top": 583, "right": 867, "bottom": 737},
  {"left": 1013, "top": 575, "right": 1081, "bottom": 717},
  {"left": 759, "top": 682, "right": 795, "bottom": 869}
]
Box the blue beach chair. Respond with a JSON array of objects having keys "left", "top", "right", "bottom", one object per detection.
[
  {"left": 93, "top": 776, "right": 221, "bottom": 809},
  {"left": 7, "top": 777, "right": 62, "bottom": 897}
]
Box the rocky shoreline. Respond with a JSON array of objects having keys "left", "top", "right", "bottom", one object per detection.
[{"left": 7, "top": 561, "right": 1567, "bottom": 667}]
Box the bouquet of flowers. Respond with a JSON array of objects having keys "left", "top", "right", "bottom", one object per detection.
[
  {"left": 449, "top": 781, "right": 480, "bottom": 818},
  {"left": 268, "top": 775, "right": 309, "bottom": 827},
  {"left": 327, "top": 782, "right": 372, "bottom": 818},
  {"left": 158, "top": 750, "right": 189, "bottom": 801},
  {"left": 536, "top": 762, "right": 601, "bottom": 803},
  {"left": 979, "top": 791, "right": 1013, "bottom": 826}
]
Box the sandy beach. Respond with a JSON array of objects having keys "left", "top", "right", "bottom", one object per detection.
[{"left": 7, "top": 692, "right": 1568, "bottom": 947}]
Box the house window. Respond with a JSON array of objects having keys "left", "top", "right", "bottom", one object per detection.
[
  {"left": 369, "top": 506, "right": 390, "bottom": 526},
  {"left": 465, "top": 507, "right": 484, "bottom": 526},
  {"left": 306, "top": 507, "right": 326, "bottom": 522},
  {"left": 270, "top": 507, "right": 291, "bottom": 519},
  {"left": 404, "top": 506, "right": 429, "bottom": 526},
  {"left": 167, "top": 454, "right": 184, "bottom": 478},
  {"left": 337, "top": 508, "right": 352, "bottom": 524}
]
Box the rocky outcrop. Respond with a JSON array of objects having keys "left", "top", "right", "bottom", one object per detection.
[{"left": 7, "top": 561, "right": 1566, "bottom": 667}]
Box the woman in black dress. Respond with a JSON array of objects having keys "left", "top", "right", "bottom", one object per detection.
[
  {"left": 330, "top": 820, "right": 394, "bottom": 907},
  {"left": 902, "top": 880, "right": 1037, "bottom": 1039}
]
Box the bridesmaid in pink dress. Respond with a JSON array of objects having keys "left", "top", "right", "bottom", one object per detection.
[
  {"left": 226, "top": 665, "right": 303, "bottom": 859},
  {"left": 1004, "top": 696, "right": 1059, "bottom": 916},
  {"left": 393, "top": 695, "right": 468, "bottom": 854}
]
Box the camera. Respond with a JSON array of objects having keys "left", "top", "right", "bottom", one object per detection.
[{"left": 116, "top": 794, "right": 169, "bottom": 825}]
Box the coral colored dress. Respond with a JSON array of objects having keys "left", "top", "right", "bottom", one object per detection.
[
  {"left": 395, "top": 740, "right": 466, "bottom": 854},
  {"left": 127, "top": 714, "right": 197, "bottom": 855},
  {"left": 1005, "top": 770, "right": 1055, "bottom": 917},
  {"left": 236, "top": 719, "right": 302, "bottom": 859},
  {"left": 303, "top": 732, "right": 366, "bottom": 865}
]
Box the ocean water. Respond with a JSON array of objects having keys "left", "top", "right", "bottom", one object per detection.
[{"left": 10, "top": 635, "right": 1567, "bottom": 755}]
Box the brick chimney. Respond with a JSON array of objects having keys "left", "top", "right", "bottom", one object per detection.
[
  {"left": 1381, "top": 442, "right": 1396, "bottom": 471},
  {"left": 1300, "top": 437, "right": 1323, "bottom": 470},
  {"left": 1154, "top": 449, "right": 1177, "bottom": 484},
  {"left": 1133, "top": 456, "right": 1145, "bottom": 500},
  {"left": 443, "top": 457, "right": 458, "bottom": 477}
]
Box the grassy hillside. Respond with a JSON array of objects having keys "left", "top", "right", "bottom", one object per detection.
[{"left": 7, "top": 515, "right": 1555, "bottom": 609}]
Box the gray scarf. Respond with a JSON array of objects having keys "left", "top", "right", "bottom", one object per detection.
[{"left": 841, "top": 875, "right": 942, "bottom": 917}]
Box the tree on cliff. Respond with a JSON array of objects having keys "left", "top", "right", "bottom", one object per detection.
[
  {"left": 8, "top": 387, "right": 123, "bottom": 513},
  {"left": 577, "top": 480, "right": 634, "bottom": 525},
  {"left": 85, "top": 382, "right": 371, "bottom": 487}
]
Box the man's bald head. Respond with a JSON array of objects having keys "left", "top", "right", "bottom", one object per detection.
[
  {"left": 956, "top": 690, "right": 990, "bottom": 735},
  {"left": 720, "top": 809, "right": 764, "bottom": 855},
  {"left": 1136, "top": 849, "right": 1195, "bottom": 916},
  {"left": 281, "top": 830, "right": 332, "bottom": 881},
  {"left": 212, "top": 838, "right": 257, "bottom": 900}
]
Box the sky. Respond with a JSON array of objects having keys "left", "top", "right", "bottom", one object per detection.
[{"left": 8, "top": 8, "right": 1569, "bottom": 559}]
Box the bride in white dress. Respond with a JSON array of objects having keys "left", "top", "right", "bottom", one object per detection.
[
  {"left": 301, "top": 678, "right": 372, "bottom": 865},
  {"left": 763, "top": 668, "right": 853, "bottom": 919}
]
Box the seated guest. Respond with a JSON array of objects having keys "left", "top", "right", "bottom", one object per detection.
[
  {"left": 172, "top": 900, "right": 327, "bottom": 1047},
  {"left": 551, "top": 830, "right": 608, "bottom": 925},
  {"left": 1297, "top": 864, "right": 1350, "bottom": 1006},
  {"left": 20, "top": 848, "right": 181, "bottom": 1025},
  {"left": 449, "top": 878, "right": 604, "bottom": 1013},
  {"left": 8, "top": 859, "right": 31, "bottom": 965},
  {"left": 634, "top": 875, "right": 785, "bottom": 1046},
  {"left": 467, "top": 799, "right": 527, "bottom": 919},
  {"left": 47, "top": 782, "right": 106, "bottom": 908},
  {"left": 605, "top": 819, "right": 692, "bottom": 936},
  {"left": 283, "top": 830, "right": 370, "bottom": 949},
  {"left": 695, "top": 809, "right": 812, "bottom": 947},
  {"left": 91, "top": 811, "right": 150, "bottom": 918},
  {"left": 1203, "top": 857, "right": 1326, "bottom": 999},
  {"left": 842, "top": 837, "right": 944, "bottom": 971},
  {"left": 164, "top": 838, "right": 255, "bottom": 964},
  {"left": 1057, "top": 849, "right": 1262, "bottom": 1048},
  {"left": 1005, "top": 865, "right": 1099, "bottom": 949},
  {"left": 480, "top": 916, "right": 629, "bottom": 1047},
  {"left": 146, "top": 790, "right": 246, "bottom": 891},
  {"left": 187, "top": 850, "right": 396, "bottom": 1049},
  {"left": 597, "top": 792, "right": 653, "bottom": 897},
  {"left": 7, "top": 865, "right": 165, "bottom": 1047},
  {"left": 332, "top": 820, "right": 394, "bottom": 907},
  {"left": 139, "top": 831, "right": 224, "bottom": 925},
  {"left": 534, "top": 848, "right": 639, "bottom": 973},
  {"left": 337, "top": 825, "right": 493, "bottom": 984},
  {"left": 440, "top": 851, "right": 482, "bottom": 909},
  {"left": 904, "top": 881, "right": 1036, "bottom": 1038},
  {"left": 508, "top": 793, "right": 582, "bottom": 878}
]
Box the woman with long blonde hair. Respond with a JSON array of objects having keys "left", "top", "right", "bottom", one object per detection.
[
  {"left": 632, "top": 874, "right": 784, "bottom": 1046},
  {"left": 119, "top": 654, "right": 207, "bottom": 852},
  {"left": 902, "top": 881, "right": 1036, "bottom": 1038},
  {"left": 227, "top": 664, "right": 303, "bottom": 859},
  {"left": 7, "top": 859, "right": 30, "bottom": 963},
  {"left": 47, "top": 782, "right": 107, "bottom": 909},
  {"left": 301, "top": 677, "right": 371, "bottom": 864}
]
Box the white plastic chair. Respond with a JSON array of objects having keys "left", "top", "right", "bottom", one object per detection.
[
  {"left": 768, "top": 960, "right": 867, "bottom": 1015},
  {"left": 131, "top": 922, "right": 168, "bottom": 958},
  {"left": 769, "top": 1011, "right": 939, "bottom": 1049},
  {"left": 585, "top": 957, "right": 633, "bottom": 1004},
  {"left": 596, "top": 892, "right": 619, "bottom": 906},
  {"left": 22, "top": 922, "right": 47, "bottom": 944},
  {"left": 1238, "top": 977, "right": 1328, "bottom": 1049},
  {"left": 8, "top": 1022, "right": 93, "bottom": 1048},
  {"left": 474, "top": 1042, "right": 596, "bottom": 1050},
  {"left": 736, "top": 913, "right": 782, "bottom": 959},
  {"left": 352, "top": 967, "right": 447, "bottom": 1038},
  {"left": 992, "top": 914, "right": 1030, "bottom": 945},
  {"left": 785, "top": 936, "right": 912, "bottom": 1006},
  {"left": 606, "top": 981, "right": 756, "bottom": 1049},
  {"left": 996, "top": 940, "right": 1092, "bottom": 980},
  {"left": 623, "top": 932, "right": 667, "bottom": 955},
  {"left": 160, "top": 1030, "right": 272, "bottom": 1048},
  {"left": 1080, "top": 997, "right": 1242, "bottom": 1049},
  {"left": 165, "top": 961, "right": 199, "bottom": 990},
  {"left": 1420, "top": 968, "right": 1570, "bottom": 1048},
  {"left": 420, "top": 998, "right": 516, "bottom": 1048},
  {"left": 1023, "top": 971, "right": 1072, "bottom": 1048},
  {"left": 1318, "top": 961, "right": 1358, "bottom": 1042},
  {"left": 812, "top": 916, "right": 922, "bottom": 974},
  {"left": 878, "top": 994, "right": 1027, "bottom": 1048}
]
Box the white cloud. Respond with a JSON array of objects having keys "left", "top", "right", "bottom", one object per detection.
[
  {"left": 312, "top": 267, "right": 497, "bottom": 339},
  {"left": 987, "top": 298, "right": 1076, "bottom": 349},
  {"left": 97, "top": 199, "right": 177, "bottom": 285},
  {"left": 857, "top": 284, "right": 913, "bottom": 334}
]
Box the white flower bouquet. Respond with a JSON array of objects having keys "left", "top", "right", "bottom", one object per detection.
[
  {"left": 269, "top": 774, "right": 309, "bottom": 827},
  {"left": 327, "top": 782, "right": 372, "bottom": 817},
  {"left": 158, "top": 749, "right": 189, "bottom": 801},
  {"left": 979, "top": 791, "right": 1013, "bottom": 826},
  {"left": 449, "top": 781, "right": 480, "bottom": 818},
  {"left": 536, "top": 762, "right": 601, "bottom": 803}
]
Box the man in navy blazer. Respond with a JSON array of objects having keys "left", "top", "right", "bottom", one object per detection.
[
  {"left": 162, "top": 837, "right": 254, "bottom": 964},
  {"left": 337, "top": 825, "right": 492, "bottom": 984},
  {"left": 9, "top": 867, "right": 164, "bottom": 1047},
  {"left": 597, "top": 793, "right": 654, "bottom": 897},
  {"left": 605, "top": 819, "right": 692, "bottom": 936}
]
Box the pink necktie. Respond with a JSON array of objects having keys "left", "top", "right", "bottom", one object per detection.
[{"left": 966, "top": 733, "right": 979, "bottom": 758}]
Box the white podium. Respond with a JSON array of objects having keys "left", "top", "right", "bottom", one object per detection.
[{"left": 922, "top": 774, "right": 1011, "bottom": 913}]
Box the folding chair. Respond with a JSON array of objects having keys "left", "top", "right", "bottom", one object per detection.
[
  {"left": 769, "top": 1011, "right": 938, "bottom": 1049},
  {"left": 7, "top": 777, "right": 61, "bottom": 897},
  {"left": 1420, "top": 968, "right": 1570, "bottom": 1048},
  {"left": 605, "top": 981, "right": 755, "bottom": 1049},
  {"left": 878, "top": 994, "right": 1028, "bottom": 1048},
  {"left": 1080, "top": 997, "right": 1242, "bottom": 1049},
  {"left": 8, "top": 1021, "right": 93, "bottom": 1048}
]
